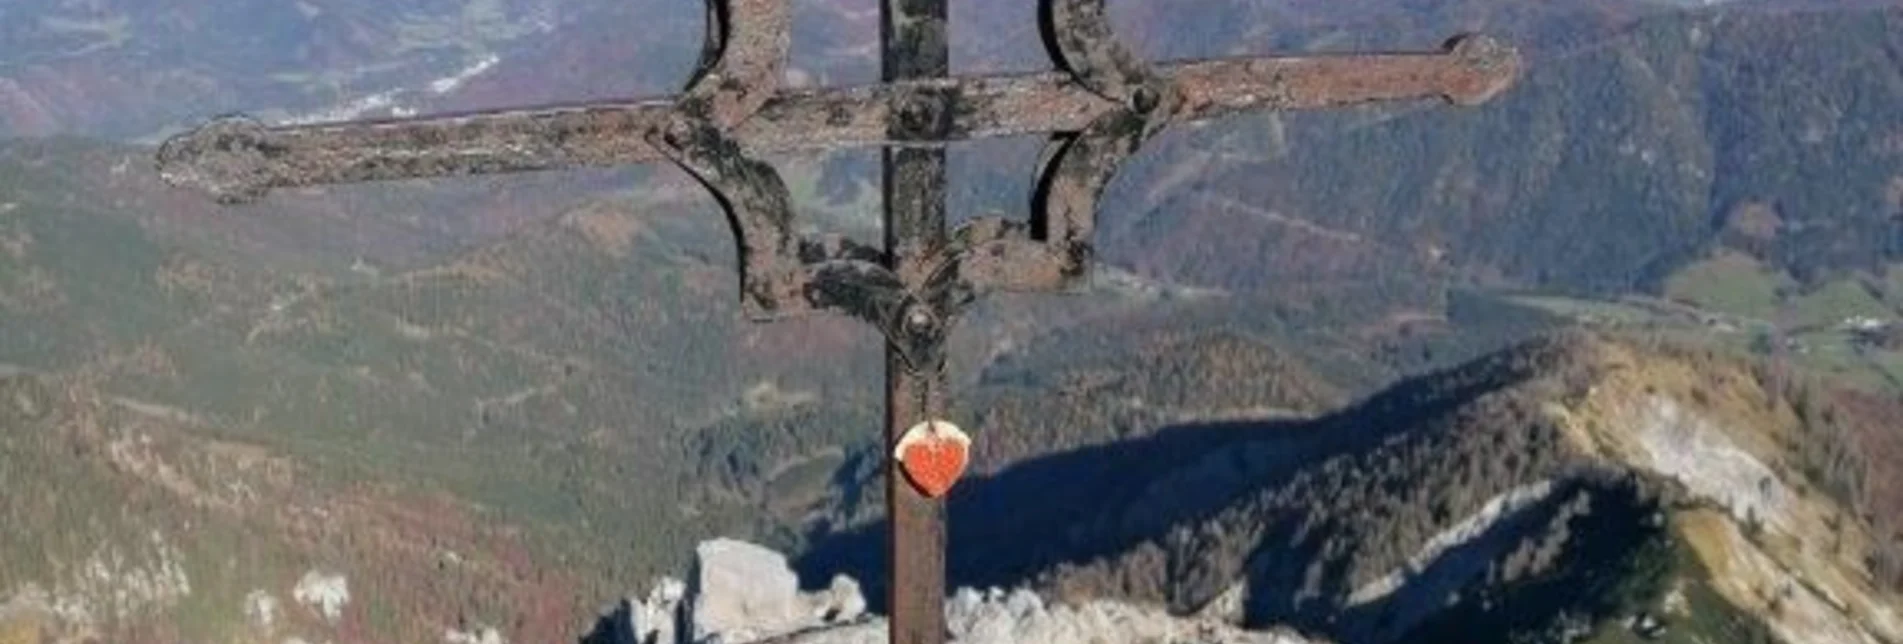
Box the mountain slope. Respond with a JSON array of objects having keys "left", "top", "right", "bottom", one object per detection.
[
  {"left": 1095, "top": 4, "right": 1903, "bottom": 296},
  {"left": 0, "top": 371, "right": 589, "bottom": 644},
  {"left": 985, "top": 332, "right": 1903, "bottom": 644}
]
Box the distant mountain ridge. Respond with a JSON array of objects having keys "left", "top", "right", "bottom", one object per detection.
[
  {"left": 0, "top": 0, "right": 1828, "bottom": 139},
  {"left": 12, "top": 0, "right": 1902, "bottom": 301},
  {"left": 1090, "top": 3, "right": 1903, "bottom": 297}
]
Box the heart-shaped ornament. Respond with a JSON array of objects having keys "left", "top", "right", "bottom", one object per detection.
[{"left": 893, "top": 420, "right": 971, "bottom": 499}]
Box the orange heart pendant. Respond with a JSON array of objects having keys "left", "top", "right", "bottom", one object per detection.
[{"left": 894, "top": 420, "right": 971, "bottom": 499}]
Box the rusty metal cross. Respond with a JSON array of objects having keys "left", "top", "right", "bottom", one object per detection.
[{"left": 154, "top": 1, "right": 1519, "bottom": 641}]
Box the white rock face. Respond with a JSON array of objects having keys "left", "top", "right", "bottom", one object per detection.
[
  {"left": 445, "top": 625, "right": 507, "bottom": 644},
  {"left": 939, "top": 587, "right": 1318, "bottom": 644},
  {"left": 1345, "top": 480, "right": 1557, "bottom": 607},
  {"left": 743, "top": 588, "right": 1322, "bottom": 644},
  {"left": 1632, "top": 397, "right": 1790, "bottom": 531},
  {"left": 292, "top": 569, "right": 350, "bottom": 624},
  {"left": 630, "top": 577, "right": 687, "bottom": 644},
  {"left": 244, "top": 589, "right": 279, "bottom": 631},
  {"left": 597, "top": 538, "right": 1326, "bottom": 644},
  {"left": 687, "top": 539, "right": 807, "bottom": 642},
  {"left": 686, "top": 539, "right": 867, "bottom": 643},
  {"left": 1606, "top": 394, "right": 1903, "bottom": 644}
]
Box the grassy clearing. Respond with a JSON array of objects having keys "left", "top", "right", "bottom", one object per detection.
[
  {"left": 1510, "top": 295, "right": 1663, "bottom": 326},
  {"left": 1529, "top": 259, "right": 1903, "bottom": 397},
  {"left": 1785, "top": 277, "right": 1890, "bottom": 330},
  {"left": 1661, "top": 253, "right": 1793, "bottom": 322}
]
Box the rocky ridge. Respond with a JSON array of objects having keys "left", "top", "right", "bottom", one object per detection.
[
  {"left": 585, "top": 538, "right": 1325, "bottom": 644},
  {"left": 1019, "top": 332, "right": 1903, "bottom": 644}
]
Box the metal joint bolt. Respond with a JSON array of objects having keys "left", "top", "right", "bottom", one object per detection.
[
  {"left": 901, "top": 303, "right": 938, "bottom": 337},
  {"left": 896, "top": 95, "right": 939, "bottom": 137},
  {"left": 1131, "top": 86, "right": 1160, "bottom": 115},
  {"left": 662, "top": 119, "right": 698, "bottom": 148}
]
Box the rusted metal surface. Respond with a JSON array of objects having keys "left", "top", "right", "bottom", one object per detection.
[
  {"left": 155, "top": 41, "right": 1521, "bottom": 203},
  {"left": 679, "top": 0, "right": 788, "bottom": 128},
  {"left": 881, "top": 0, "right": 953, "bottom": 639},
  {"left": 658, "top": 0, "right": 901, "bottom": 325},
  {"left": 1172, "top": 35, "right": 1522, "bottom": 116},
  {"left": 1009, "top": 0, "right": 1180, "bottom": 291},
  {"left": 153, "top": 1, "right": 1526, "bottom": 642},
  {"left": 1042, "top": 0, "right": 1163, "bottom": 102}
]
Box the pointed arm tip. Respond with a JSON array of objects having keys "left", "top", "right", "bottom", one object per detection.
[
  {"left": 155, "top": 115, "right": 277, "bottom": 204},
  {"left": 1442, "top": 34, "right": 1523, "bottom": 106}
]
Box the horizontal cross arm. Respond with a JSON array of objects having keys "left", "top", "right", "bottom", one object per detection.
[
  {"left": 154, "top": 101, "right": 676, "bottom": 203},
  {"left": 1176, "top": 35, "right": 1520, "bottom": 114},
  {"left": 155, "top": 36, "right": 1519, "bottom": 202}
]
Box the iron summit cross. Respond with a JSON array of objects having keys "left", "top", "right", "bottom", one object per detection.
[{"left": 155, "top": 1, "right": 1519, "bottom": 641}]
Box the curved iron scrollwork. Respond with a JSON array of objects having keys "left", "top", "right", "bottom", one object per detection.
[
  {"left": 646, "top": 0, "right": 946, "bottom": 368},
  {"left": 945, "top": 0, "right": 1178, "bottom": 307},
  {"left": 654, "top": 0, "right": 1189, "bottom": 366}
]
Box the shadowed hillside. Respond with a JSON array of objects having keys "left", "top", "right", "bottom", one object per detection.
[{"left": 798, "top": 332, "right": 1903, "bottom": 644}]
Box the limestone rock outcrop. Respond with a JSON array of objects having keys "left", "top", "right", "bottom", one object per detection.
[{"left": 585, "top": 538, "right": 1324, "bottom": 644}]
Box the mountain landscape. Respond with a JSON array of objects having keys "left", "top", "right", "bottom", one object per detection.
[{"left": 3, "top": 0, "right": 1903, "bottom": 642}]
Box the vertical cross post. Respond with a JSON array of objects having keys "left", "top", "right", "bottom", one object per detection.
[{"left": 882, "top": 0, "right": 952, "bottom": 641}]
